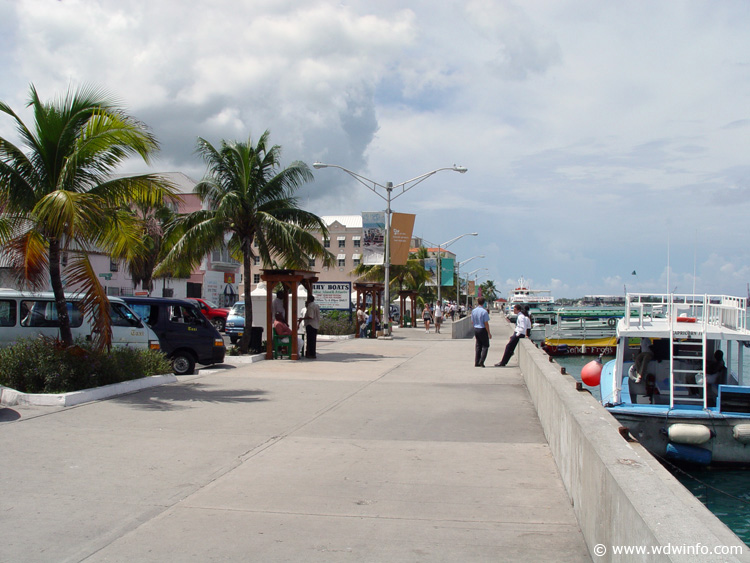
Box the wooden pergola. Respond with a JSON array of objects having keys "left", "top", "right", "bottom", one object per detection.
[
  {"left": 398, "top": 290, "right": 419, "bottom": 328},
  {"left": 260, "top": 269, "right": 318, "bottom": 360},
  {"left": 354, "top": 282, "right": 384, "bottom": 339}
]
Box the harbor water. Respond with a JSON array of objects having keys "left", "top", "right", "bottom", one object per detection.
[{"left": 555, "top": 348, "right": 750, "bottom": 546}]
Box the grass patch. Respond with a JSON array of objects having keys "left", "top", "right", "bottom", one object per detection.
[{"left": 0, "top": 337, "right": 172, "bottom": 394}]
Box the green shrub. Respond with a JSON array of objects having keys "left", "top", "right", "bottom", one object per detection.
[
  {"left": 0, "top": 337, "right": 172, "bottom": 394},
  {"left": 319, "top": 310, "right": 356, "bottom": 335}
]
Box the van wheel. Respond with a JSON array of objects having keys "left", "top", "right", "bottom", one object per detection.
[
  {"left": 172, "top": 352, "right": 196, "bottom": 376},
  {"left": 212, "top": 318, "right": 225, "bottom": 332}
]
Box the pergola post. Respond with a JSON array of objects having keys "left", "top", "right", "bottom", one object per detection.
[{"left": 260, "top": 269, "right": 318, "bottom": 360}]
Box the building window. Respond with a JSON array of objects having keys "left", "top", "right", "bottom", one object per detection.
[
  {"left": 353, "top": 257, "right": 361, "bottom": 267},
  {"left": 211, "top": 247, "right": 240, "bottom": 265},
  {"left": 109, "top": 259, "right": 119, "bottom": 272},
  {"left": 308, "top": 257, "right": 316, "bottom": 268},
  {"left": 323, "top": 238, "right": 330, "bottom": 248},
  {"left": 338, "top": 236, "right": 346, "bottom": 248},
  {"left": 253, "top": 256, "right": 260, "bottom": 266},
  {"left": 253, "top": 274, "right": 261, "bottom": 284},
  {"left": 337, "top": 254, "right": 346, "bottom": 268},
  {"left": 353, "top": 237, "right": 361, "bottom": 248}
]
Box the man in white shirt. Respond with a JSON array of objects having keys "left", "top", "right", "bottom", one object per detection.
[
  {"left": 495, "top": 305, "right": 531, "bottom": 367},
  {"left": 434, "top": 300, "right": 444, "bottom": 333}
]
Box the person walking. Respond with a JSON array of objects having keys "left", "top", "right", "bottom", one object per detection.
[
  {"left": 434, "top": 300, "right": 444, "bottom": 333},
  {"left": 472, "top": 296, "right": 491, "bottom": 367},
  {"left": 494, "top": 304, "right": 531, "bottom": 367},
  {"left": 422, "top": 303, "right": 433, "bottom": 333},
  {"left": 357, "top": 304, "right": 367, "bottom": 339},
  {"left": 300, "top": 295, "right": 320, "bottom": 358}
]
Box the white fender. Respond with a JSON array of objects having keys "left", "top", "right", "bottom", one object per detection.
[
  {"left": 667, "top": 423, "right": 712, "bottom": 445},
  {"left": 732, "top": 424, "right": 750, "bottom": 444}
]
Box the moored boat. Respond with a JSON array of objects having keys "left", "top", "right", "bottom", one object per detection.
[
  {"left": 598, "top": 292, "right": 750, "bottom": 465},
  {"left": 506, "top": 277, "right": 555, "bottom": 321},
  {"left": 540, "top": 307, "right": 633, "bottom": 356}
]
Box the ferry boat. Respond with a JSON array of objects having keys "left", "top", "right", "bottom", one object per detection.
[
  {"left": 598, "top": 292, "right": 750, "bottom": 465},
  {"left": 540, "top": 307, "right": 631, "bottom": 356},
  {"left": 506, "top": 277, "right": 555, "bottom": 321}
]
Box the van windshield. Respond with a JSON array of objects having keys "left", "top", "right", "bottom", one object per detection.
[
  {"left": 20, "top": 300, "right": 84, "bottom": 328},
  {"left": 111, "top": 303, "right": 143, "bottom": 327},
  {"left": 231, "top": 303, "right": 245, "bottom": 316}
]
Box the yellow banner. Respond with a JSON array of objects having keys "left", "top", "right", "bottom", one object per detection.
[{"left": 389, "top": 213, "right": 415, "bottom": 265}]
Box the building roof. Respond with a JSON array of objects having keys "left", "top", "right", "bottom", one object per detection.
[{"left": 321, "top": 215, "right": 362, "bottom": 229}]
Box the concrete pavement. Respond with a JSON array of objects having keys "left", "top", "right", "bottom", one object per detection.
[{"left": 0, "top": 314, "right": 590, "bottom": 562}]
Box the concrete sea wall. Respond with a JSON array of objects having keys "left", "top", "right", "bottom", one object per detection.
[{"left": 517, "top": 338, "right": 748, "bottom": 562}]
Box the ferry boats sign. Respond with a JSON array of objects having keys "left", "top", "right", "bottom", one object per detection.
[{"left": 312, "top": 282, "right": 351, "bottom": 311}]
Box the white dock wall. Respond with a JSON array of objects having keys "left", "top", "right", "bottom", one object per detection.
[{"left": 518, "top": 339, "right": 748, "bottom": 562}]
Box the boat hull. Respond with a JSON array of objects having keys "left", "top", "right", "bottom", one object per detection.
[
  {"left": 542, "top": 336, "right": 617, "bottom": 356},
  {"left": 607, "top": 408, "right": 750, "bottom": 465}
]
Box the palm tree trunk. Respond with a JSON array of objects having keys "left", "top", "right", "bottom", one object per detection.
[
  {"left": 48, "top": 239, "right": 74, "bottom": 346},
  {"left": 239, "top": 244, "right": 254, "bottom": 354}
]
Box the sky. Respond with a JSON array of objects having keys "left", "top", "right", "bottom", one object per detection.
[{"left": 1, "top": 0, "right": 749, "bottom": 299}]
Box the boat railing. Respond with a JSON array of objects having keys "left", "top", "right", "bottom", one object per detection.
[{"left": 624, "top": 293, "right": 748, "bottom": 332}]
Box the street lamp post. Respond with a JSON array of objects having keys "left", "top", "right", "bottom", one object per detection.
[
  {"left": 313, "top": 162, "right": 467, "bottom": 336},
  {"left": 420, "top": 233, "right": 478, "bottom": 306},
  {"left": 457, "top": 255, "right": 484, "bottom": 305}
]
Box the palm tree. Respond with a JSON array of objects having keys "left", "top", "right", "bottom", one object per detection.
[
  {"left": 126, "top": 199, "right": 190, "bottom": 294},
  {"left": 480, "top": 280, "right": 499, "bottom": 302},
  {"left": 157, "top": 131, "right": 333, "bottom": 353},
  {"left": 0, "top": 84, "right": 177, "bottom": 348}
]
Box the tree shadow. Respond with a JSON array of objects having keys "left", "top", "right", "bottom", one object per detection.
[
  {"left": 0, "top": 408, "right": 21, "bottom": 422},
  {"left": 112, "top": 382, "right": 270, "bottom": 411}
]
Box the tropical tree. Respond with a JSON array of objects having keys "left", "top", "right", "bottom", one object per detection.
[
  {"left": 480, "top": 279, "right": 499, "bottom": 302},
  {"left": 125, "top": 199, "right": 190, "bottom": 294},
  {"left": 0, "top": 84, "right": 177, "bottom": 348},
  {"left": 157, "top": 131, "right": 333, "bottom": 353}
]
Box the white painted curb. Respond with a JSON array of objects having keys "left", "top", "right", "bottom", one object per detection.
[{"left": 0, "top": 374, "right": 178, "bottom": 408}]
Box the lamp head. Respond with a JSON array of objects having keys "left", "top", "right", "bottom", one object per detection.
[
  {"left": 312, "top": 162, "right": 327, "bottom": 169},
  {"left": 453, "top": 165, "right": 468, "bottom": 174}
]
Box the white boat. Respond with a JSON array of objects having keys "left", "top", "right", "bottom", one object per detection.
[
  {"left": 598, "top": 292, "right": 750, "bottom": 465},
  {"left": 506, "top": 277, "right": 555, "bottom": 321}
]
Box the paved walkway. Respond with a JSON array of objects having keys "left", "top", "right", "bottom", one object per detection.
[{"left": 0, "top": 315, "right": 590, "bottom": 562}]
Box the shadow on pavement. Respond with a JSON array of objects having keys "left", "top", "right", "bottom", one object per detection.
[
  {"left": 112, "top": 383, "right": 270, "bottom": 410},
  {"left": 0, "top": 408, "right": 21, "bottom": 422}
]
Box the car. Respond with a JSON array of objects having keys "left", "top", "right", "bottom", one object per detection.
[
  {"left": 224, "top": 301, "right": 264, "bottom": 350},
  {"left": 122, "top": 296, "right": 226, "bottom": 375},
  {"left": 187, "top": 298, "right": 230, "bottom": 332}
]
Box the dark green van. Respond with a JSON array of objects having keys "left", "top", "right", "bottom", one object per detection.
[{"left": 123, "top": 297, "right": 226, "bottom": 375}]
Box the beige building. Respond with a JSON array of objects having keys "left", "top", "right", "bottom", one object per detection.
[{"left": 247, "top": 215, "right": 364, "bottom": 292}]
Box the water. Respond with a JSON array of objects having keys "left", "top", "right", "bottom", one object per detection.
[{"left": 555, "top": 350, "right": 750, "bottom": 545}]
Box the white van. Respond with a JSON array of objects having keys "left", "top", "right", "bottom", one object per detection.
[{"left": 0, "top": 289, "right": 160, "bottom": 350}]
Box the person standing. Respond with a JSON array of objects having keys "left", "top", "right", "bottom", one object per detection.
[
  {"left": 301, "top": 295, "right": 320, "bottom": 358},
  {"left": 495, "top": 304, "right": 531, "bottom": 367},
  {"left": 472, "top": 296, "right": 491, "bottom": 367},
  {"left": 422, "top": 303, "right": 433, "bottom": 333},
  {"left": 273, "top": 289, "right": 286, "bottom": 322},
  {"left": 356, "top": 304, "right": 367, "bottom": 338},
  {"left": 434, "top": 300, "right": 444, "bottom": 333}
]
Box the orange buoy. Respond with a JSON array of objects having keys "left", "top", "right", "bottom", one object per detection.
[{"left": 581, "top": 357, "right": 603, "bottom": 387}]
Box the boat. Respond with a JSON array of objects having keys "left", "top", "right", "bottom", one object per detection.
[
  {"left": 506, "top": 277, "right": 555, "bottom": 321},
  {"left": 540, "top": 307, "right": 633, "bottom": 356},
  {"left": 598, "top": 292, "right": 750, "bottom": 465}
]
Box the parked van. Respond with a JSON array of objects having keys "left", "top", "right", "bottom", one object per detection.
[
  {"left": 0, "top": 289, "right": 160, "bottom": 350},
  {"left": 122, "top": 296, "right": 226, "bottom": 375}
]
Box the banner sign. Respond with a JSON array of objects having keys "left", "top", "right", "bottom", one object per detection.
[
  {"left": 312, "top": 282, "right": 352, "bottom": 310},
  {"left": 468, "top": 280, "right": 476, "bottom": 297},
  {"left": 390, "top": 212, "right": 416, "bottom": 266},
  {"left": 423, "top": 258, "right": 437, "bottom": 286},
  {"left": 362, "top": 211, "right": 385, "bottom": 265},
  {"left": 440, "top": 258, "right": 455, "bottom": 287}
]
